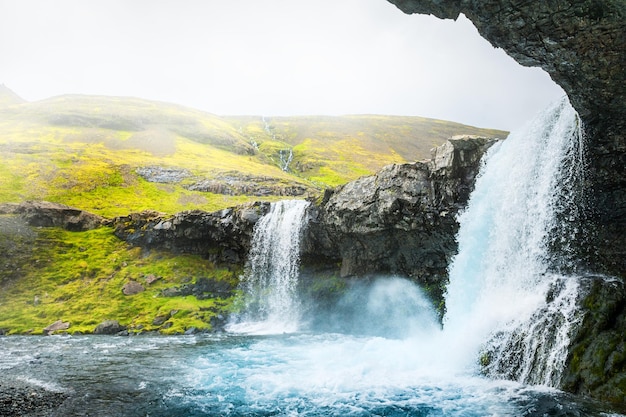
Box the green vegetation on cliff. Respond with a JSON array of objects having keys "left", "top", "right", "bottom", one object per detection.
[{"left": 0, "top": 223, "right": 239, "bottom": 335}]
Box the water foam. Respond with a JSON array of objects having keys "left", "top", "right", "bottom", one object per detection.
[{"left": 443, "top": 97, "right": 586, "bottom": 385}]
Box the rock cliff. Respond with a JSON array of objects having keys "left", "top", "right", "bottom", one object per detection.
[{"left": 302, "top": 136, "right": 497, "bottom": 303}]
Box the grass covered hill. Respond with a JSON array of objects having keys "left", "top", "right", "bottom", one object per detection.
[
  {"left": 0, "top": 90, "right": 507, "bottom": 217},
  {"left": 0, "top": 88, "right": 507, "bottom": 335}
]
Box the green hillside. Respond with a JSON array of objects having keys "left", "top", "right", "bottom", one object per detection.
[
  {"left": 0, "top": 89, "right": 508, "bottom": 335},
  {"left": 0, "top": 91, "right": 507, "bottom": 217}
]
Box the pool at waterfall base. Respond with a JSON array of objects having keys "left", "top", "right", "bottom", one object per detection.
[{"left": 1, "top": 332, "right": 622, "bottom": 417}]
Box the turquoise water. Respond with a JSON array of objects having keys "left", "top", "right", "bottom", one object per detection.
[{"left": 0, "top": 333, "right": 620, "bottom": 416}]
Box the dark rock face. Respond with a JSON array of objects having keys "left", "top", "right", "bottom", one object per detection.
[
  {"left": 302, "top": 136, "right": 497, "bottom": 302},
  {"left": 385, "top": 0, "right": 626, "bottom": 285},
  {"left": 0, "top": 201, "right": 103, "bottom": 231},
  {"left": 111, "top": 202, "right": 270, "bottom": 264},
  {"left": 561, "top": 277, "right": 626, "bottom": 403}
]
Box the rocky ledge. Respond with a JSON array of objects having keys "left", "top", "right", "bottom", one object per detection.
[
  {"left": 0, "top": 201, "right": 103, "bottom": 231},
  {"left": 110, "top": 201, "right": 270, "bottom": 265}
]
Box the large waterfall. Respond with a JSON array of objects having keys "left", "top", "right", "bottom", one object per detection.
[
  {"left": 443, "top": 97, "right": 586, "bottom": 386},
  {"left": 228, "top": 199, "right": 310, "bottom": 334}
]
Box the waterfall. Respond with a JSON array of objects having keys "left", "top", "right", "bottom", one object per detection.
[
  {"left": 228, "top": 199, "right": 310, "bottom": 334},
  {"left": 443, "top": 97, "right": 586, "bottom": 386},
  {"left": 278, "top": 148, "right": 293, "bottom": 172}
]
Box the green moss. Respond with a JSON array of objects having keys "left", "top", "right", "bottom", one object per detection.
[{"left": 0, "top": 227, "right": 238, "bottom": 335}]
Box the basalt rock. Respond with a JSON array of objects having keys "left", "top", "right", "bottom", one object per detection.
[
  {"left": 561, "top": 276, "right": 626, "bottom": 403},
  {"left": 93, "top": 320, "right": 126, "bottom": 335},
  {"left": 111, "top": 201, "right": 270, "bottom": 264},
  {"left": 302, "top": 136, "right": 497, "bottom": 303}
]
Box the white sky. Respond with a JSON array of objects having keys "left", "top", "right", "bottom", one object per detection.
[{"left": 0, "top": 0, "right": 564, "bottom": 131}]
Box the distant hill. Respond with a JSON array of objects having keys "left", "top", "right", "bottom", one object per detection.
[
  {"left": 0, "top": 91, "right": 508, "bottom": 217},
  {"left": 0, "top": 84, "right": 26, "bottom": 107}
]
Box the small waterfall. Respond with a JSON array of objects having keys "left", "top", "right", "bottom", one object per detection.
[
  {"left": 278, "top": 148, "right": 293, "bottom": 172},
  {"left": 229, "top": 199, "right": 309, "bottom": 334},
  {"left": 443, "top": 97, "right": 586, "bottom": 386}
]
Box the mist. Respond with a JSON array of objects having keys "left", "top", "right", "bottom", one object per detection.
[
  {"left": 306, "top": 276, "right": 441, "bottom": 339},
  {"left": 0, "top": 0, "right": 564, "bottom": 130}
]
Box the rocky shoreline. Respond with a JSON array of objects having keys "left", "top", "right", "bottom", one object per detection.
[{"left": 0, "top": 379, "right": 67, "bottom": 417}]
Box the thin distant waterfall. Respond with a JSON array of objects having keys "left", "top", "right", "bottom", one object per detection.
[
  {"left": 443, "top": 97, "right": 586, "bottom": 386},
  {"left": 228, "top": 199, "right": 309, "bottom": 334}
]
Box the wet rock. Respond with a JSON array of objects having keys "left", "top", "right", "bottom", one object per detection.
[{"left": 560, "top": 276, "right": 626, "bottom": 403}]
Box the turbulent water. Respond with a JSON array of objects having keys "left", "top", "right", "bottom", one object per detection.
[
  {"left": 2, "top": 99, "right": 624, "bottom": 416},
  {"left": 443, "top": 97, "right": 587, "bottom": 386}
]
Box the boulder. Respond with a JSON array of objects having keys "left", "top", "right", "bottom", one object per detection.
[
  {"left": 93, "top": 320, "right": 126, "bottom": 335},
  {"left": 122, "top": 281, "right": 145, "bottom": 296},
  {"left": 43, "top": 320, "right": 70, "bottom": 335}
]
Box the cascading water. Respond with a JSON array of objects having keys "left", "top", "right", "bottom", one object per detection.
[
  {"left": 442, "top": 96, "right": 586, "bottom": 386},
  {"left": 228, "top": 199, "right": 310, "bottom": 334}
]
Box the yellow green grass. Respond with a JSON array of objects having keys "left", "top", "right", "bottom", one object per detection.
[
  {"left": 0, "top": 226, "right": 240, "bottom": 335},
  {"left": 0, "top": 94, "right": 507, "bottom": 218}
]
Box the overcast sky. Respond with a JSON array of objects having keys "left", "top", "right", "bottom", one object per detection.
[{"left": 0, "top": 0, "right": 564, "bottom": 131}]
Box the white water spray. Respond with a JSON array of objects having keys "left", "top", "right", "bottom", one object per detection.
[
  {"left": 228, "top": 199, "right": 309, "bottom": 334},
  {"left": 229, "top": 97, "right": 587, "bottom": 389},
  {"left": 443, "top": 97, "right": 586, "bottom": 385}
]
